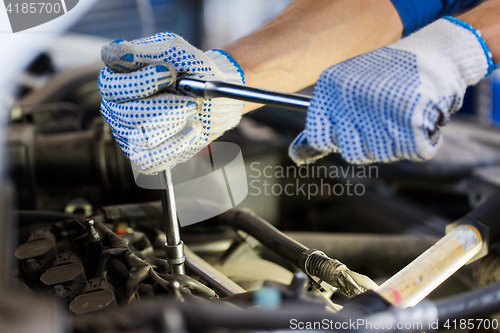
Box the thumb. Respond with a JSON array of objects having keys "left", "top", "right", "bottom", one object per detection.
[
  {"left": 101, "top": 38, "right": 143, "bottom": 73},
  {"left": 288, "top": 131, "right": 330, "bottom": 165}
]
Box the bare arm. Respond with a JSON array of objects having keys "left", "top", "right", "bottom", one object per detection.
[
  {"left": 459, "top": 0, "right": 500, "bottom": 65},
  {"left": 223, "top": 0, "right": 404, "bottom": 113}
]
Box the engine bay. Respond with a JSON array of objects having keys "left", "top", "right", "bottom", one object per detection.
[{"left": 2, "top": 30, "right": 500, "bottom": 333}]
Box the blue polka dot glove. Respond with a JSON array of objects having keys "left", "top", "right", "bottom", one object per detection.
[
  {"left": 289, "top": 18, "right": 497, "bottom": 165},
  {"left": 99, "top": 32, "right": 245, "bottom": 175}
]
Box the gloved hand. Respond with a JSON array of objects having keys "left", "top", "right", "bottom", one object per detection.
[
  {"left": 98, "top": 32, "right": 245, "bottom": 175},
  {"left": 290, "top": 17, "right": 497, "bottom": 165}
]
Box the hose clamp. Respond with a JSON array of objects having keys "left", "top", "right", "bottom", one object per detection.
[{"left": 299, "top": 249, "right": 327, "bottom": 276}]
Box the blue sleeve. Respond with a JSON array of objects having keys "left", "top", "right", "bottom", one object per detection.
[{"left": 391, "top": 0, "right": 484, "bottom": 36}]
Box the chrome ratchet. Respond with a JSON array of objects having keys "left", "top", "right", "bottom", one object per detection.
[{"left": 175, "top": 75, "right": 311, "bottom": 112}]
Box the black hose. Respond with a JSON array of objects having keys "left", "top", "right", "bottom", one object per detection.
[
  {"left": 93, "top": 220, "right": 153, "bottom": 302},
  {"left": 71, "top": 298, "right": 343, "bottom": 332},
  {"left": 144, "top": 256, "right": 169, "bottom": 272},
  {"left": 219, "top": 209, "right": 360, "bottom": 295},
  {"left": 13, "top": 210, "right": 84, "bottom": 226},
  {"left": 93, "top": 221, "right": 148, "bottom": 271},
  {"left": 284, "top": 232, "right": 439, "bottom": 274},
  {"left": 99, "top": 202, "right": 365, "bottom": 295},
  {"left": 95, "top": 248, "right": 127, "bottom": 278},
  {"left": 220, "top": 209, "right": 307, "bottom": 264},
  {"left": 435, "top": 281, "right": 500, "bottom": 326},
  {"left": 102, "top": 202, "right": 354, "bottom": 294},
  {"left": 0, "top": 183, "right": 15, "bottom": 290},
  {"left": 465, "top": 192, "right": 500, "bottom": 244},
  {"left": 92, "top": 221, "right": 211, "bottom": 303}
]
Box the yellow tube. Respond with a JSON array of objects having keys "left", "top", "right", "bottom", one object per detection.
[{"left": 377, "top": 225, "right": 482, "bottom": 308}]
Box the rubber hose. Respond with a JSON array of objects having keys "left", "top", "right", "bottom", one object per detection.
[
  {"left": 284, "top": 232, "right": 439, "bottom": 274},
  {"left": 95, "top": 248, "right": 127, "bottom": 278},
  {"left": 435, "top": 281, "right": 500, "bottom": 326},
  {"left": 220, "top": 209, "right": 307, "bottom": 263},
  {"left": 71, "top": 299, "right": 340, "bottom": 332},
  {"left": 13, "top": 210, "right": 84, "bottom": 227},
  {"left": 145, "top": 256, "right": 169, "bottom": 272},
  {"left": 219, "top": 209, "right": 352, "bottom": 292},
  {"left": 102, "top": 202, "right": 355, "bottom": 291},
  {"left": 94, "top": 221, "right": 148, "bottom": 271}
]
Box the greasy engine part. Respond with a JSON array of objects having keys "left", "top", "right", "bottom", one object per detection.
[
  {"left": 7, "top": 117, "right": 140, "bottom": 209},
  {"left": 97, "top": 197, "right": 500, "bottom": 306},
  {"left": 219, "top": 208, "right": 376, "bottom": 297},
  {"left": 33, "top": 119, "right": 132, "bottom": 190},
  {"left": 12, "top": 211, "right": 222, "bottom": 314},
  {"left": 98, "top": 200, "right": 373, "bottom": 297},
  {"left": 6, "top": 195, "right": 500, "bottom": 333},
  {"left": 6, "top": 64, "right": 161, "bottom": 211},
  {"left": 12, "top": 209, "right": 343, "bottom": 317}
]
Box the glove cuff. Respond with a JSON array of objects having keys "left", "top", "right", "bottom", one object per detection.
[
  {"left": 199, "top": 49, "right": 245, "bottom": 144},
  {"left": 208, "top": 49, "right": 245, "bottom": 84},
  {"left": 443, "top": 16, "right": 498, "bottom": 77},
  {"left": 205, "top": 49, "right": 245, "bottom": 85},
  {"left": 392, "top": 18, "right": 495, "bottom": 87}
]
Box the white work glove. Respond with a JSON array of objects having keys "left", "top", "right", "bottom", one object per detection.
[
  {"left": 289, "top": 17, "right": 497, "bottom": 165},
  {"left": 98, "top": 32, "right": 245, "bottom": 175}
]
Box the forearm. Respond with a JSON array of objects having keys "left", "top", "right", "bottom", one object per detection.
[
  {"left": 223, "top": 0, "right": 403, "bottom": 113},
  {"left": 459, "top": 0, "right": 500, "bottom": 64}
]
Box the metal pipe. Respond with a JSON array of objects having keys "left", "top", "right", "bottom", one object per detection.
[
  {"left": 184, "top": 247, "right": 245, "bottom": 297},
  {"left": 159, "top": 169, "right": 185, "bottom": 275}
]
